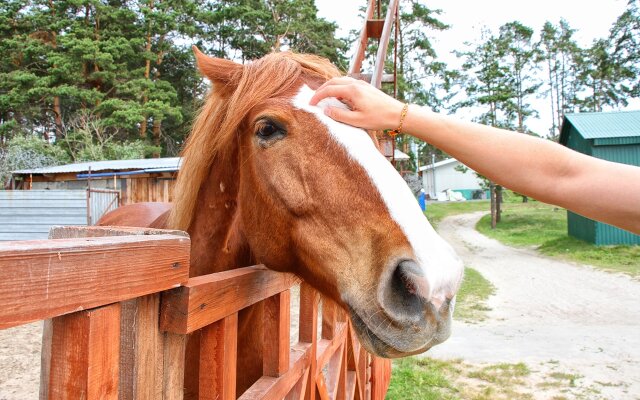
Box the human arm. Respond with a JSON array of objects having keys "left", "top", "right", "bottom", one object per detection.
[{"left": 310, "top": 78, "right": 640, "bottom": 235}]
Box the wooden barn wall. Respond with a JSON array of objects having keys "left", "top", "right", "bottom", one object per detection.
[
  {"left": 0, "top": 190, "right": 86, "bottom": 241},
  {"left": 121, "top": 177, "right": 175, "bottom": 205}
]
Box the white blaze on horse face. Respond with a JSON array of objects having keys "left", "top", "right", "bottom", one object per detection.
[{"left": 292, "top": 85, "right": 463, "bottom": 304}]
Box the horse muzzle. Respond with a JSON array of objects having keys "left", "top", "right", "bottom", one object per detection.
[{"left": 345, "top": 259, "right": 459, "bottom": 358}]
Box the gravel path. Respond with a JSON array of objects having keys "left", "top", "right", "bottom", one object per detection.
[{"left": 428, "top": 211, "right": 640, "bottom": 399}]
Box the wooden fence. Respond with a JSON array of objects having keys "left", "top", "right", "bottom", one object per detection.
[{"left": 0, "top": 226, "right": 391, "bottom": 399}]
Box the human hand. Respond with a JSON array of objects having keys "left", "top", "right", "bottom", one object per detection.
[{"left": 309, "top": 77, "right": 405, "bottom": 131}]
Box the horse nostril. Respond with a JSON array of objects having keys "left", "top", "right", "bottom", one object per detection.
[
  {"left": 394, "top": 260, "right": 430, "bottom": 301},
  {"left": 380, "top": 260, "right": 431, "bottom": 322}
]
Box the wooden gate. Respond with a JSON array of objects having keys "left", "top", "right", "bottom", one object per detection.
[{"left": 0, "top": 226, "right": 391, "bottom": 399}]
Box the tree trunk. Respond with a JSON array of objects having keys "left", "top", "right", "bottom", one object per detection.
[
  {"left": 496, "top": 185, "right": 503, "bottom": 223},
  {"left": 490, "top": 183, "right": 497, "bottom": 229},
  {"left": 53, "top": 95, "right": 63, "bottom": 139},
  {"left": 48, "top": 0, "right": 63, "bottom": 139},
  {"left": 139, "top": 0, "right": 154, "bottom": 139},
  {"left": 152, "top": 119, "right": 161, "bottom": 158}
]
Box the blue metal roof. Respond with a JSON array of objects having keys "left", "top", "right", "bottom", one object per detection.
[
  {"left": 560, "top": 110, "right": 640, "bottom": 144},
  {"left": 13, "top": 157, "right": 181, "bottom": 175}
]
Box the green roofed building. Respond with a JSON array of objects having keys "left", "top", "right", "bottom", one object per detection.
[{"left": 559, "top": 110, "right": 640, "bottom": 245}]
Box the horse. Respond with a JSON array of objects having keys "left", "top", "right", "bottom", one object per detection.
[{"left": 98, "top": 47, "right": 464, "bottom": 395}]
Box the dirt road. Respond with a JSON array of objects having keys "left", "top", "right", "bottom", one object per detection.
[{"left": 428, "top": 212, "right": 640, "bottom": 399}]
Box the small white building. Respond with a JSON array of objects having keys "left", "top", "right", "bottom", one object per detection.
[{"left": 419, "top": 158, "right": 486, "bottom": 200}]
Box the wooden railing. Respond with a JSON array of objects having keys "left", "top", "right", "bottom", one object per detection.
[{"left": 0, "top": 226, "right": 391, "bottom": 399}]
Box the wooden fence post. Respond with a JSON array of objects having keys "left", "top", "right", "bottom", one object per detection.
[
  {"left": 45, "top": 303, "right": 121, "bottom": 399},
  {"left": 199, "top": 313, "right": 238, "bottom": 400},
  {"left": 299, "top": 283, "right": 319, "bottom": 400},
  {"left": 41, "top": 226, "right": 189, "bottom": 400},
  {"left": 263, "top": 290, "right": 291, "bottom": 377}
]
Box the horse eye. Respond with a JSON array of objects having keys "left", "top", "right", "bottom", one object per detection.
[{"left": 256, "top": 120, "right": 285, "bottom": 140}]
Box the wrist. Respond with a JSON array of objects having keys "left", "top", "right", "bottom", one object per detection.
[
  {"left": 384, "top": 100, "right": 406, "bottom": 130},
  {"left": 402, "top": 104, "right": 437, "bottom": 140}
]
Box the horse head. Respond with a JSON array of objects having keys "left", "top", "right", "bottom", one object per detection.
[{"left": 170, "top": 48, "right": 464, "bottom": 358}]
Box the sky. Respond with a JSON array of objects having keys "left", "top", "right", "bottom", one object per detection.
[{"left": 316, "top": 0, "right": 632, "bottom": 135}]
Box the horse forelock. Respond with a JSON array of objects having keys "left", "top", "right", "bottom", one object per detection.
[{"left": 168, "top": 52, "right": 342, "bottom": 231}]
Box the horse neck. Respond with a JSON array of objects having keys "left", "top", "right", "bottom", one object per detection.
[{"left": 186, "top": 148, "right": 253, "bottom": 277}]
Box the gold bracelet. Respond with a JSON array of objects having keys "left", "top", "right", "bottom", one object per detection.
[{"left": 387, "top": 103, "right": 409, "bottom": 137}]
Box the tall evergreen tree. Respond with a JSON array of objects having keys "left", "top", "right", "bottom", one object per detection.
[
  {"left": 577, "top": 1, "right": 640, "bottom": 112},
  {"left": 1, "top": 0, "right": 348, "bottom": 160},
  {"left": 538, "top": 20, "right": 581, "bottom": 139},
  {"left": 497, "top": 21, "right": 541, "bottom": 134},
  {"left": 457, "top": 29, "right": 514, "bottom": 129}
]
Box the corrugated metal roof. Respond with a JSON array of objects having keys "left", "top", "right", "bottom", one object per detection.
[
  {"left": 562, "top": 110, "right": 640, "bottom": 140},
  {"left": 394, "top": 149, "right": 410, "bottom": 160},
  {"left": 15, "top": 151, "right": 410, "bottom": 175},
  {"left": 13, "top": 157, "right": 181, "bottom": 175},
  {"left": 418, "top": 158, "right": 459, "bottom": 172}
]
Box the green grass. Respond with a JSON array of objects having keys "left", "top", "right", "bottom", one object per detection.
[
  {"left": 475, "top": 202, "right": 640, "bottom": 276},
  {"left": 476, "top": 202, "right": 567, "bottom": 247},
  {"left": 386, "top": 358, "right": 462, "bottom": 400},
  {"left": 467, "top": 362, "right": 531, "bottom": 386},
  {"left": 387, "top": 358, "right": 538, "bottom": 400},
  {"left": 539, "top": 237, "right": 640, "bottom": 276},
  {"left": 455, "top": 267, "right": 496, "bottom": 322},
  {"left": 387, "top": 357, "right": 599, "bottom": 400}
]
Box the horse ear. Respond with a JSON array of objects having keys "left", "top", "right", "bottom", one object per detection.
[{"left": 192, "top": 46, "right": 242, "bottom": 87}]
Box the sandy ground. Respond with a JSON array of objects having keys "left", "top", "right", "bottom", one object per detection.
[
  {"left": 0, "top": 322, "right": 42, "bottom": 399},
  {"left": 427, "top": 212, "right": 640, "bottom": 399}
]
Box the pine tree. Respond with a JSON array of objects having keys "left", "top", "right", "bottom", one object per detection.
[
  {"left": 538, "top": 20, "right": 581, "bottom": 139},
  {"left": 1, "top": 0, "right": 349, "bottom": 160},
  {"left": 578, "top": 1, "right": 639, "bottom": 112},
  {"left": 497, "top": 21, "right": 541, "bottom": 134},
  {"left": 457, "top": 29, "right": 514, "bottom": 129}
]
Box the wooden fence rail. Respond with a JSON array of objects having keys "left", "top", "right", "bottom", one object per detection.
[{"left": 0, "top": 226, "right": 391, "bottom": 399}]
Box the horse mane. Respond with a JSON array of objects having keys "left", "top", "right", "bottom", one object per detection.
[{"left": 168, "top": 52, "right": 342, "bottom": 231}]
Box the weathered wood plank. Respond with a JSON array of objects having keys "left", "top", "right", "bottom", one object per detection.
[
  {"left": 370, "top": 357, "right": 392, "bottom": 400},
  {"left": 131, "top": 294, "right": 164, "bottom": 400},
  {"left": 345, "top": 372, "right": 356, "bottom": 400},
  {"left": 315, "top": 372, "right": 331, "bottom": 400},
  {"left": 316, "top": 324, "right": 347, "bottom": 371},
  {"left": 263, "top": 290, "right": 290, "bottom": 377},
  {"left": 46, "top": 224, "right": 187, "bottom": 400},
  {"left": 299, "top": 283, "right": 319, "bottom": 400},
  {"left": 160, "top": 266, "right": 298, "bottom": 334},
  {"left": 284, "top": 367, "right": 309, "bottom": 400},
  {"left": 238, "top": 343, "right": 311, "bottom": 400},
  {"left": 321, "top": 297, "right": 337, "bottom": 340},
  {"left": 346, "top": 325, "right": 364, "bottom": 400},
  {"left": 48, "top": 225, "right": 187, "bottom": 239},
  {"left": 47, "top": 303, "right": 121, "bottom": 399},
  {"left": 325, "top": 343, "right": 345, "bottom": 400},
  {"left": 162, "top": 332, "right": 186, "bottom": 400},
  {"left": 39, "top": 320, "right": 53, "bottom": 400},
  {"left": 199, "top": 313, "right": 238, "bottom": 400},
  {"left": 0, "top": 234, "right": 189, "bottom": 329}
]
